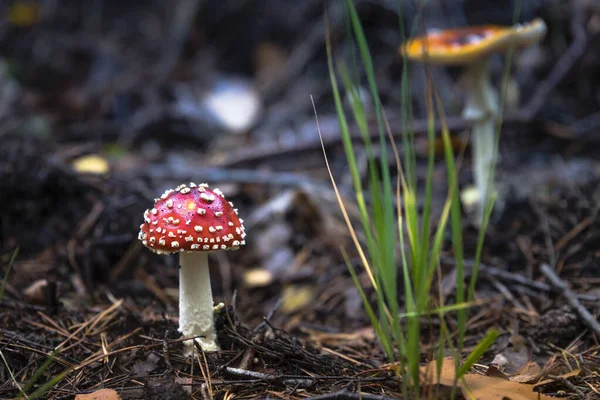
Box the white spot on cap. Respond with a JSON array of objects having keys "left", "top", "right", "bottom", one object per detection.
[
  {"left": 197, "top": 208, "right": 206, "bottom": 215},
  {"left": 168, "top": 232, "right": 176, "bottom": 238},
  {"left": 215, "top": 225, "right": 223, "bottom": 231},
  {"left": 166, "top": 199, "right": 173, "bottom": 208},
  {"left": 171, "top": 241, "right": 180, "bottom": 248},
  {"left": 203, "top": 245, "right": 210, "bottom": 250},
  {"left": 215, "top": 211, "right": 223, "bottom": 217},
  {"left": 180, "top": 187, "right": 191, "bottom": 194},
  {"left": 159, "top": 238, "right": 166, "bottom": 246},
  {"left": 209, "top": 226, "right": 216, "bottom": 233},
  {"left": 212, "top": 245, "right": 219, "bottom": 250},
  {"left": 194, "top": 226, "right": 203, "bottom": 232},
  {"left": 185, "top": 236, "right": 194, "bottom": 242},
  {"left": 228, "top": 222, "right": 234, "bottom": 227},
  {"left": 200, "top": 192, "right": 215, "bottom": 202}
]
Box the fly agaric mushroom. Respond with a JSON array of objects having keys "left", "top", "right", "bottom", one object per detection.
[
  {"left": 138, "top": 183, "right": 246, "bottom": 352},
  {"left": 401, "top": 18, "right": 546, "bottom": 221}
]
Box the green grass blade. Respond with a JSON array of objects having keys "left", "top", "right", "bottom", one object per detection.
[
  {"left": 344, "top": 248, "right": 394, "bottom": 359},
  {"left": 457, "top": 329, "right": 500, "bottom": 379},
  {"left": 0, "top": 248, "right": 19, "bottom": 304}
]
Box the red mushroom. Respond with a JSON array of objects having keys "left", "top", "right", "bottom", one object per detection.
[{"left": 138, "top": 183, "right": 246, "bottom": 352}]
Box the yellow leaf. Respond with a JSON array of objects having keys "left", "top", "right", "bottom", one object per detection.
[
  {"left": 72, "top": 154, "right": 110, "bottom": 175},
  {"left": 243, "top": 268, "right": 273, "bottom": 288},
  {"left": 421, "top": 357, "right": 555, "bottom": 400},
  {"left": 281, "top": 285, "right": 313, "bottom": 313},
  {"left": 7, "top": 1, "right": 40, "bottom": 26},
  {"left": 75, "top": 388, "right": 121, "bottom": 400}
]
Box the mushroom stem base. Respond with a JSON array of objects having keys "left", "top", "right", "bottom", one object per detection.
[{"left": 178, "top": 251, "right": 219, "bottom": 354}]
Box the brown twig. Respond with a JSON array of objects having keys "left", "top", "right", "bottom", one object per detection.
[
  {"left": 222, "top": 366, "right": 315, "bottom": 389},
  {"left": 305, "top": 390, "right": 398, "bottom": 400},
  {"left": 540, "top": 263, "right": 600, "bottom": 337},
  {"left": 546, "top": 374, "right": 585, "bottom": 398},
  {"left": 519, "top": 2, "right": 589, "bottom": 121}
]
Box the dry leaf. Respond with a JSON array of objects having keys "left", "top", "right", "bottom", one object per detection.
[
  {"left": 421, "top": 357, "right": 554, "bottom": 400},
  {"left": 486, "top": 365, "right": 509, "bottom": 380},
  {"left": 71, "top": 154, "right": 110, "bottom": 175},
  {"left": 307, "top": 327, "right": 376, "bottom": 347},
  {"left": 281, "top": 285, "right": 314, "bottom": 313},
  {"left": 75, "top": 388, "right": 121, "bottom": 400},
  {"left": 510, "top": 361, "right": 543, "bottom": 383},
  {"left": 244, "top": 268, "right": 274, "bottom": 287},
  {"left": 7, "top": 1, "right": 40, "bottom": 26}
]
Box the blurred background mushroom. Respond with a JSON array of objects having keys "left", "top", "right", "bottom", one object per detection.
[{"left": 401, "top": 18, "right": 547, "bottom": 222}]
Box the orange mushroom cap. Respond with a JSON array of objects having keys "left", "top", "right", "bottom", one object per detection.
[{"left": 400, "top": 18, "right": 547, "bottom": 65}]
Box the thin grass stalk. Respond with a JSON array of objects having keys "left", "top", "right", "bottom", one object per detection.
[{"left": 0, "top": 248, "right": 19, "bottom": 304}]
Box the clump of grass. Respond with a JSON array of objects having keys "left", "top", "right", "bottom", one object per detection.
[{"left": 320, "top": 0, "right": 513, "bottom": 396}]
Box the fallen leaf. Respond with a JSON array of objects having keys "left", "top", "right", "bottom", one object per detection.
[
  {"left": 486, "top": 365, "right": 509, "bottom": 380},
  {"left": 243, "top": 268, "right": 274, "bottom": 287},
  {"left": 7, "top": 1, "right": 40, "bottom": 26},
  {"left": 281, "top": 285, "right": 313, "bottom": 313},
  {"left": 71, "top": 154, "right": 110, "bottom": 175},
  {"left": 510, "top": 361, "right": 543, "bottom": 383},
  {"left": 75, "top": 388, "right": 121, "bottom": 400},
  {"left": 421, "top": 357, "right": 554, "bottom": 400}
]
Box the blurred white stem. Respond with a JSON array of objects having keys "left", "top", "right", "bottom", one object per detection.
[
  {"left": 178, "top": 251, "right": 218, "bottom": 354},
  {"left": 462, "top": 60, "right": 499, "bottom": 223}
]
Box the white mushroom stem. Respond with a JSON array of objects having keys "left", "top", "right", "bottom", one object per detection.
[
  {"left": 462, "top": 59, "right": 500, "bottom": 223},
  {"left": 178, "top": 251, "right": 219, "bottom": 353}
]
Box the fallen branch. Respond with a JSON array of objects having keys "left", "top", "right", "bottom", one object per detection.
[{"left": 540, "top": 263, "right": 600, "bottom": 337}]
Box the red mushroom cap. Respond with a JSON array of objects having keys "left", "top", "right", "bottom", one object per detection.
[{"left": 138, "top": 183, "right": 246, "bottom": 254}]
